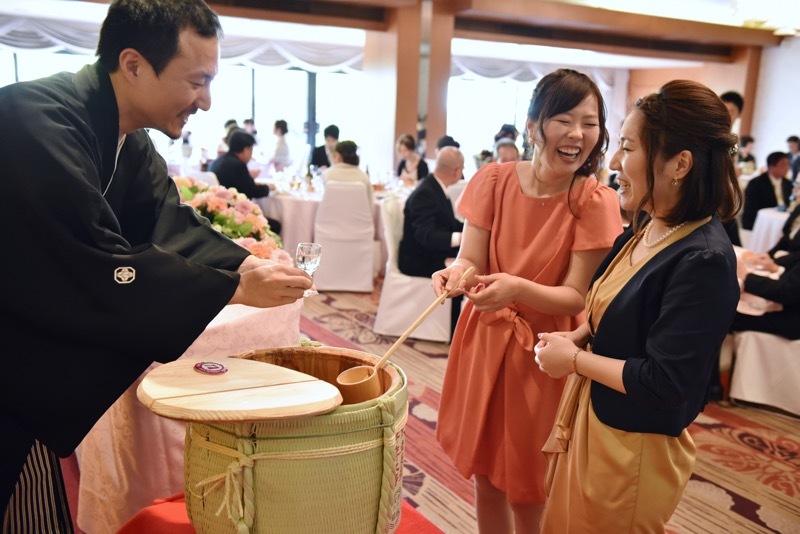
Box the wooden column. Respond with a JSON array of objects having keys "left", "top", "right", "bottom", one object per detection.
[
  {"left": 363, "top": 4, "right": 422, "bottom": 175},
  {"left": 737, "top": 46, "right": 761, "bottom": 137},
  {"left": 425, "top": 1, "right": 456, "bottom": 159}
]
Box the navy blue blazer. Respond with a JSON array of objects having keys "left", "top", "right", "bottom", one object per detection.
[{"left": 589, "top": 215, "right": 739, "bottom": 436}]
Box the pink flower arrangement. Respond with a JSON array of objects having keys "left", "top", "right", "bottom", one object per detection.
[{"left": 173, "top": 176, "right": 283, "bottom": 259}]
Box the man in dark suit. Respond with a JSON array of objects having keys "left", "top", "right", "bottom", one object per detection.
[
  {"left": 787, "top": 135, "right": 800, "bottom": 183},
  {"left": 399, "top": 147, "right": 465, "bottom": 334},
  {"left": 210, "top": 129, "right": 281, "bottom": 234},
  {"left": 732, "top": 202, "right": 800, "bottom": 340},
  {"left": 399, "top": 147, "right": 464, "bottom": 277},
  {"left": 742, "top": 151, "right": 792, "bottom": 230},
  {"left": 309, "top": 124, "right": 339, "bottom": 171}
]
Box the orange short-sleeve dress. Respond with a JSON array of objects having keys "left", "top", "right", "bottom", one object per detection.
[{"left": 436, "top": 161, "right": 622, "bottom": 504}]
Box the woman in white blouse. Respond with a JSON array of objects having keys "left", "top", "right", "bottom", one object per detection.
[{"left": 323, "top": 140, "right": 373, "bottom": 205}]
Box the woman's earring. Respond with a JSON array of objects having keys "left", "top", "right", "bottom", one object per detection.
[{"left": 672, "top": 176, "right": 681, "bottom": 186}]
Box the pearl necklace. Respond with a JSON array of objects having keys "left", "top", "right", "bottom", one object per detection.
[{"left": 642, "top": 220, "right": 688, "bottom": 247}]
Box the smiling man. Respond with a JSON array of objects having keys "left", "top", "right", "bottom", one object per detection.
[{"left": 0, "top": 0, "right": 312, "bottom": 529}]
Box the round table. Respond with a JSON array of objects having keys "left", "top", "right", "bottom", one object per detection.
[{"left": 748, "top": 207, "right": 789, "bottom": 253}]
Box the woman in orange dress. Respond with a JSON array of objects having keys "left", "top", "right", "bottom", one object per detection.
[
  {"left": 432, "top": 69, "right": 623, "bottom": 533},
  {"left": 536, "top": 80, "right": 741, "bottom": 532}
]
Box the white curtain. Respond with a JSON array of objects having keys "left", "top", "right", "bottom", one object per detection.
[{"left": 0, "top": 14, "right": 364, "bottom": 72}]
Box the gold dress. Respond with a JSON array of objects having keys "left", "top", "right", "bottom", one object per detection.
[{"left": 540, "top": 219, "right": 710, "bottom": 533}]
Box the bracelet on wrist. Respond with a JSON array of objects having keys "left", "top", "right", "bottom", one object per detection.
[{"left": 571, "top": 348, "right": 582, "bottom": 376}]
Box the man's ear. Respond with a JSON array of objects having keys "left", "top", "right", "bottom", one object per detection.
[{"left": 117, "top": 49, "right": 143, "bottom": 85}]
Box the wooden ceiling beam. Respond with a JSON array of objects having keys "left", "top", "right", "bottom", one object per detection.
[{"left": 451, "top": 0, "right": 783, "bottom": 48}]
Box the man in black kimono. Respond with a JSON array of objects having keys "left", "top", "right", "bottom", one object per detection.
[{"left": 0, "top": 1, "right": 311, "bottom": 530}]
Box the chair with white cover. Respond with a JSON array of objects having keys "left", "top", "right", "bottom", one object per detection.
[
  {"left": 373, "top": 195, "right": 451, "bottom": 342},
  {"left": 312, "top": 181, "right": 375, "bottom": 292},
  {"left": 447, "top": 180, "right": 467, "bottom": 222},
  {"left": 729, "top": 331, "right": 800, "bottom": 416},
  {"left": 188, "top": 170, "right": 219, "bottom": 187}
]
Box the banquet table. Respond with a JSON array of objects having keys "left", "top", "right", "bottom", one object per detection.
[
  {"left": 76, "top": 301, "right": 303, "bottom": 534},
  {"left": 257, "top": 187, "right": 409, "bottom": 275},
  {"left": 748, "top": 207, "right": 789, "bottom": 253}
]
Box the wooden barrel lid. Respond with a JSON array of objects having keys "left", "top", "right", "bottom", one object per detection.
[{"left": 137, "top": 358, "right": 343, "bottom": 422}]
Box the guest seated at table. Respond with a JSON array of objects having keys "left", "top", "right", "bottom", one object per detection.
[
  {"left": 309, "top": 124, "right": 339, "bottom": 171},
  {"left": 210, "top": 129, "right": 281, "bottom": 234},
  {"left": 788, "top": 135, "right": 800, "bottom": 184},
  {"left": 322, "top": 140, "right": 372, "bottom": 205},
  {"left": 270, "top": 119, "right": 292, "bottom": 172},
  {"left": 396, "top": 133, "right": 428, "bottom": 187},
  {"left": 494, "top": 137, "right": 520, "bottom": 163},
  {"left": 732, "top": 202, "right": 800, "bottom": 340},
  {"left": 399, "top": 147, "right": 465, "bottom": 334},
  {"left": 742, "top": 151, "right": 792, "bottom": 230},
  {"left": 436, "top": 134, "right": 460, "bottom": 154},
  {"left": 736, "top": 135, "right": 757, "bottom": 175}
]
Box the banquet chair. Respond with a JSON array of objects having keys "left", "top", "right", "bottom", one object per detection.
[
  {"left": 729, "top": 331, "right": 800, "bottom": 416},
  {"left": 312, "top": 181, "right": 376, "bottom": 292},
  {"left": 374, "top": 195, "right": 451, "bottom": 343},
  {"left": 447, "top": 180, "right": 467, "bottom": 222},
  {"left": 188, "top": 170, "right": 219, "bottom": 186}
]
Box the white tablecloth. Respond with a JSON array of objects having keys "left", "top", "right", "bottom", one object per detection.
[
  {"left": 748, "top": 207, "right": 789, "bottom": 253},
  {"left": 76, "top": 301, "right": 303, "bottom": 534}
]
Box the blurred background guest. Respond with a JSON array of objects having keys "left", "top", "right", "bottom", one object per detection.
[
  {"left": 494, "top": 123, "right": 519, "bottom": 143},
  {"left": 787, "top": 135, "right": 800, "bottom": 183},
  {"left": 494, "top": 137, "right": 520, "bottom": 163},
  {"left": 310, "top": 124, "right": 339, "bottom": 171},
  {"left": 736, "top": 135, "right": 757, "bottom": 175},
  {"left": 270, "top": 119, "right": 291, "bottom": 172},
  {"left": 436, "top": 134, "right": 460, "bottom": 154},
  {"left": 323, "top": 140, "right": 372, "bottom": 205},
  {"left": 210, "top": 129, "right": 281, "bottom": 234},
  {"left": 742, "top": 151, "right": 792, "bottom": 230},
  {"left": 396, "top": 133, "right": 427, "bottom": 187},
  {"left": 216, "top": 118, "right": 238, "bottom": 158}
]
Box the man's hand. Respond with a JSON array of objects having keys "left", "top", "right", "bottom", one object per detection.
[
  {"left": 237, "top": 255, "right": 275, "bottom": 274},
  {"left": 230, "top": 264, "right": 312, "bottom": 308}
]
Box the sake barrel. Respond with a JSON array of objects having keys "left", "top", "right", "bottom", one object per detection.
[{"left": 180, "top": 346, "right": 407, "bottom": 533}]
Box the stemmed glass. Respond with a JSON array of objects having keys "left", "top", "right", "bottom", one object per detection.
[{"left": 296, "top": 242, "right": 322, "bottom": 297}]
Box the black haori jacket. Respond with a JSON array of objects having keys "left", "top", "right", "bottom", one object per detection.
[
  {"left": 0, "top": 62, "right": 249, "bottom": 507},
  {"left": 588, "top": 214, "right": 739, "bottom": 437}
]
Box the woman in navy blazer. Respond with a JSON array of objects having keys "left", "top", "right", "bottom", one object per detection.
[{"left": 535, "top": 80, "right": 741, "bottom": 532}]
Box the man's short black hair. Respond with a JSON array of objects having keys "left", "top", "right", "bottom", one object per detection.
[
  {"left": 323, "top": 124, "right": 340, "bottom": 140},
  {"left": 787, "top": 135, "right": 800, "bottom": 144},
  {"left": 436, "top": 135, "right": 460, "bottom": 150},
  {"left": 97, "top": 0, "right": 222, "bottom": 76},
  {"left": 720, "top": 91, "right": 744, "bottom": 113},
  {"left": 766, "top": 151, "right": 788, "bottom": 168},
  {"left": 227, "top": 129, "right": 256, "bottom": 154}
]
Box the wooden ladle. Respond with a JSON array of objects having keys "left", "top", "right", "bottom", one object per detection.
[{"left": 336, "top": 267, "right": 475, "bottom": 404}]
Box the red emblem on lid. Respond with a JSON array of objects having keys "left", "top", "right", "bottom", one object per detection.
[{"left": 194, "top": 361, "right": 228, "bottom": 375}]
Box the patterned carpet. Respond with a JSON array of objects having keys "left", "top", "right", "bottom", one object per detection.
[{"left": 302, "top": 289, "right": 800, "bottom": 534}]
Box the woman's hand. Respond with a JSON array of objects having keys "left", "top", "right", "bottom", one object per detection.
[
  {"left": 432, "top": 263, "right": 475, "bottom": 298},
  {"left": 535, "top": 332, "right": 579, "bottom": 379},
  {"left": 465, "top": 273, "right": 520, "bottom": 312}
]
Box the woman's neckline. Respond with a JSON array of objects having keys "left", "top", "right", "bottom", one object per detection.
[{"left": 514, "top": 162, "right": 585, "bottom": 200}]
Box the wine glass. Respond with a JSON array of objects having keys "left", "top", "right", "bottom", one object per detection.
[{"left": 296, "top": 242, "right": 322, "bottom": 297}]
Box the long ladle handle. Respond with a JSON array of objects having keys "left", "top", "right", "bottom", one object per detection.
[{"left": 374, "top": 266, "right": 475, "bottom": 371}]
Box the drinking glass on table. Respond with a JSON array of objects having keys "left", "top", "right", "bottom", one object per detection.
[{"left": 296, "top": 242, "right": 322, "bottom": 297}]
